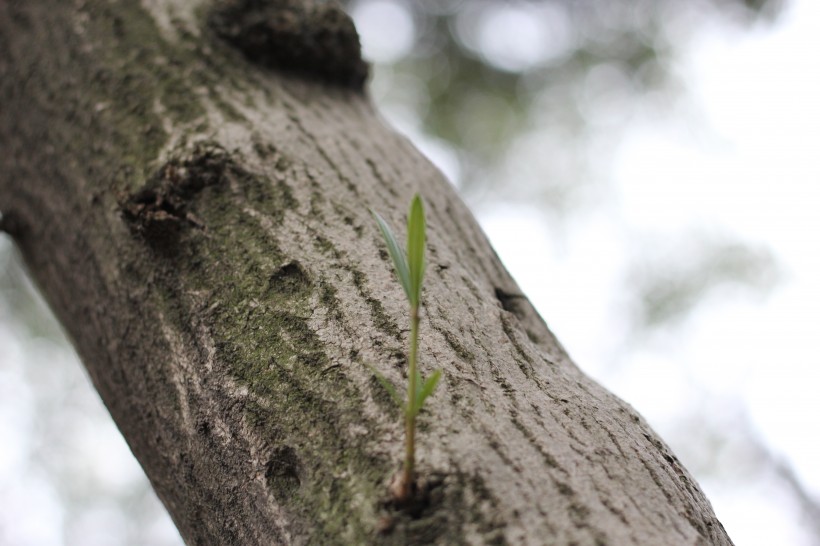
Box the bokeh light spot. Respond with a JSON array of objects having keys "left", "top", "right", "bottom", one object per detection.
[{"left": 351, "top": 0, "right": 416, "bottom": 64}]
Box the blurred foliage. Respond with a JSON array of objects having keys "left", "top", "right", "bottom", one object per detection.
[
  {"left": 628, "top": 234, "right": 780, "bottom": 331},
  {"left": 347, "top": 0, "right": 784, "bottom": 347},
  {"left": 346, "top": 0, "right": 785, "bottom": 209}
]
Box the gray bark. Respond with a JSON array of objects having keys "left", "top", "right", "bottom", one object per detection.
[{"left": 0, "top": 1, "right": 732, "bottom": 544}]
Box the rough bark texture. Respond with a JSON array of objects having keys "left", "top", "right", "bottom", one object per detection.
[{"left": 0, "top": 1, "right": 733, "bottom": 545}]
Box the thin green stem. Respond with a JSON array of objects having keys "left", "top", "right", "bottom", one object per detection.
[{"left": 402, "top": 304, "right": 420, "bottom": 491}]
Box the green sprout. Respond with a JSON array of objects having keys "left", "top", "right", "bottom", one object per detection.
[{"left": 372, "top": 194, "right": 442, "bottom": 501}]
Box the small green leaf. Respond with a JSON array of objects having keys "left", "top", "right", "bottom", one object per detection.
[
  {"left": 406, "top": 194, "right": 426, "bottom": 307},
  {"left": 410, "top": 369, "right": 441, "bottom": 417},
  {"left": 367, "top": 364, "right": 405, "bottom": 409},
  {"left": 418, "top": 369, "right": 441, "bottom": 405},
  {"left": 372, "top": 210, "right": 411, "bottom": 302}
]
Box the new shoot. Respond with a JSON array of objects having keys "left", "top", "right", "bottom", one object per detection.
[{"left": 372, "top": 194, "right": 442, "bottom": 502}]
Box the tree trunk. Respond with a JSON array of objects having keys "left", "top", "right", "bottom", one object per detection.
[{"left": 0, "top": 1, "right": 732, "bottom": 544}]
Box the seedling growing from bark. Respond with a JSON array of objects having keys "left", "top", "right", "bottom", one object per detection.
[{"left": 372, "top": 194, "right": 442, "bottom": 502}]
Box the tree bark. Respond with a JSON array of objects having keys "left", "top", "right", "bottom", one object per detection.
[{"left": 0, "top": 1, "right": 732, "bottom": 544}]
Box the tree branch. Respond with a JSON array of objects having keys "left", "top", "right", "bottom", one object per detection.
[{"left": 0, "top": 1, "right": 733, "bottom": 544}]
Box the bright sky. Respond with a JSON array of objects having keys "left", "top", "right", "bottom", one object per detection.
[{"left": 478, "top": 1, "right": 820, "bottom": 544}]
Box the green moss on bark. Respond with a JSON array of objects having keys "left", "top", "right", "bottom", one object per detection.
[{"left": 136, "top": 148, "right": 400, "bottom": 542}]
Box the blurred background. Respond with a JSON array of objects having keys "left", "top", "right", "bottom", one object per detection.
[{"left": 1, "top": 0, "right": 819, "bottom": 543}]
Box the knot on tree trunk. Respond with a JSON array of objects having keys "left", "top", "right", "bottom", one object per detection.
[{"left": 207, "top": 0, "right": 369, "bottom": 89}]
